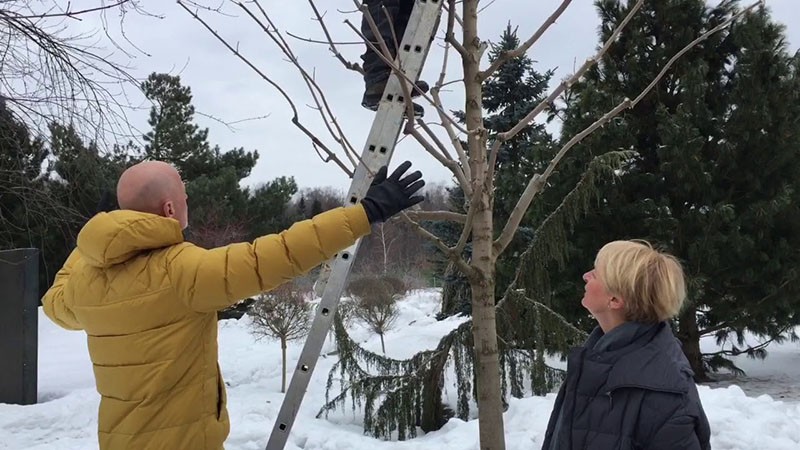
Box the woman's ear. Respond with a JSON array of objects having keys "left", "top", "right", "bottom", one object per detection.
[{"left": 608, "top": 296, "right": 625, "bottom": 311}]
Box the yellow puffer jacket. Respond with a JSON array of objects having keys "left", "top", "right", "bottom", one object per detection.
[{"left": 42, "top": 205, "right": 370, "bottom": 450}]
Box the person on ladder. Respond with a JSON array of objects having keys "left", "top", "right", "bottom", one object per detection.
[{"left": 360, "top": 0, "right": 430, "bottom": 117}]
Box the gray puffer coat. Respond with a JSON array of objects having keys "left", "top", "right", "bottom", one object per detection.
[{"left": 541, "top": 321, "right": 711, "bottom": 450}]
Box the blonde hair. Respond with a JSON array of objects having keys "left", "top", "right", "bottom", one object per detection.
[{"left": 595, "top": 240, "right": 686, "bottom": 323}]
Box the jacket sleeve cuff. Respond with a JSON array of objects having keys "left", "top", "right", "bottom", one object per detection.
[{"left": 344, "top": 204, "right": 372, "bottom": 238}]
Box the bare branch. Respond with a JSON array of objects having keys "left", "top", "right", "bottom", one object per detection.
[
  {"left": 401, "top": 210, "right": 467, "bottom": 223},
  {"left": 431, "top": 37, "right": 471, "bottom": 188},
  {"left": 177, "top": 1, "right": 354, "bottom": 176},
  {"left": 493, "top": 0, "right": 644, "bottom": 153},
  {"left": 479, "top": 0, "right": 573, "bottom": 81},
  {"left": 484, "top": 0, "right": 642, "bottom": 188},
  {"left": 243, "top": 0, "right": 361, "bottom": 168},
  {"left": 454, "top": 184, "right": 482, "bottom": 256},
  {"left": 445, "top": 0, "right": 467, "bottom": 57},
  {"left": 492, "top": 0, "right": 764, "bottom": 257},
  {"left": 0, "top": 0, "right": 147, "bottom": 144},
  {"left": 305, "top": 0, "right": 364, "bottom": 75},
  {"left": 398, "top": 211, "right": 474, "bottom": 277},
  {"left": 409, "top": 120, "right": 470, "bottom": 192},
  {"left": 4, "top": 0, "right": 132, "bottom": 20}
]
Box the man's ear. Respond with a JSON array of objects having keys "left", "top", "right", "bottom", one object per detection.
[{"left": 162, "top": 200, "right": 175, "bottom": 218}]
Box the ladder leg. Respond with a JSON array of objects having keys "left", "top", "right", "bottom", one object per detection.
[{"left": 265, "top": 2, "right": 443, "bottom": 449}]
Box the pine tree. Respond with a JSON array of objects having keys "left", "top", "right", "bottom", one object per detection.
[
  {"left": 549, "top": 0, "right": 800, "bottom": 379},
  {"left": 140, "top": 73, "right": 266, "bottom": 239},
  {"left": 141, "top": 73, "right": 217, "bottom": 181}
]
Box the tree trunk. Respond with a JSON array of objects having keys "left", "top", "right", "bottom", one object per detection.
[
  {"left": 677, "top": 306, "right": 707, "bottom": 381},
  {"left": 462, "top": 2, "right": 505, "bottom": 447},
  {"left": 281, "top": 337, "right": 287, "bottom": 393},
  {"left": 379, "top": 333, "right": 386, "bottom": 354},
  {"left": 380, "top": 223, "right": 389, "bottom": 274}
]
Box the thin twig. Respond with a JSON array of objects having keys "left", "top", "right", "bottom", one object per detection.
[
  {"left": 414, "top": 119, "right": 471, "bottom": 191},
  {"left": 431, "top": 32, "right": 471, "bottom": 187},
  {"left": 398, "top": 212, "right": 474, "bottom": 277},
  {"left": 7, "top": 0, "right": 131, "bottom": 20},
  {"left": 402, "top": 210, "right": 467, "bottom": 223},
  {"left": 306, "top": 0, "right": 365, "bottom": 74}
]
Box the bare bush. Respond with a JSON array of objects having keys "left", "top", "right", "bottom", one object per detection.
[
  {"left": 347, "top": 276, "right": 405, "bottom": 354},
  {"left": 249, "top": 283, "right": 312, "bottom": 393}
]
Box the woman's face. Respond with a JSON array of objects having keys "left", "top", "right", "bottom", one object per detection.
[{"left": 581, "top": 264, "right": 614, "bottom": 315}]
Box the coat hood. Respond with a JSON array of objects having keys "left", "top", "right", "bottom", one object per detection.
[{"left": 76, "top": 210, "right": 184, "bottom": 268}]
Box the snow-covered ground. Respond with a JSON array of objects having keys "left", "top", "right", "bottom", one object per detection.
[{"left": 2, "top": 289, "right": 799, "bottom": 449}]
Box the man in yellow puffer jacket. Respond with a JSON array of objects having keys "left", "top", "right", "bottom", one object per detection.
[{"left": 41, "top": 159, "right": 424, "bottom": 450}]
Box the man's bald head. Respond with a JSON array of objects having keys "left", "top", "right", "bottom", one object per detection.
[{"left": 117, "top": 160, "right": 189, "bottom": 229}]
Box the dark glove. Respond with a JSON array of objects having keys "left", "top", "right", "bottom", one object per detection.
[{"left": 360, "top": 161, "right": 425, "bottom": 223}]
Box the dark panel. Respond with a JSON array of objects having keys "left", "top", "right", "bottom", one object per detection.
[{"left": 0, "top": 248, "right": 39, "bottom": 405}]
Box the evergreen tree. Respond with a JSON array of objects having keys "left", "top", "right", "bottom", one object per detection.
[
  {"left": 49, "top": 123, "right": 130, "bottom": 219},
  {"left": 0, "top": 100, "right": 59, "bottom": 296},
  {"left": 140, "top": 73, "right": 274, "bottom": 241},
  {"left": 0, "top": 100, "right": 50, "bottom": 249},
  {"left": 246, "top": 176, "right": 298, "bottom": 239},
  {"left": 140, "top": 72, "right": 259, "bottom": 183},
  {"left": 141, "top": 73, "right": 217, "bottom": 181},
  {"left": 481, "top": 25, "right": 558, "bottom": 301},
  {"left": 548, "top": 0, "right": 800, "bottom": 379}
]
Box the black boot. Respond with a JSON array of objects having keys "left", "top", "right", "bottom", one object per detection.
[
  {"left": 361, "top": 80, "right": 429, "bottom": 116},
  {"left": 360, "top": 0, "right": 427, "bottom": 117}
]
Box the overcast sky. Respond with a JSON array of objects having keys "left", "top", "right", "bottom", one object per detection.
[{"left": 72, "top": 0, "right": 800, "bottom": 193}]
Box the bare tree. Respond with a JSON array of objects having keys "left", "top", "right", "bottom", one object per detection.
[
  {"left": 0, "top": 1, "right": 150, "bottom": 143},
  {"left": 249, "top": 283, "right": 312, "bottom": 393},
  {"left": 347, "top": 276, "right": 404, "bottom": 354},
  {"left": 179, "top": 0, "right": 764, "bottom": 447}
]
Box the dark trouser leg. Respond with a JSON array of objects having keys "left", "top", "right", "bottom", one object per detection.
[
  {"left": 360, "top": 0, "right": 426, "bottom": 116},
  {"left": 360, "top": 0, "right": 401, "bottom": 92}
]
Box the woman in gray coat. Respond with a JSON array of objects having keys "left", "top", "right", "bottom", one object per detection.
[{"left": 542, "top": 240, "right": 711, "bottom": 450}]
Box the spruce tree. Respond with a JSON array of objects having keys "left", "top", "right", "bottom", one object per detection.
[
  {"left": 439, "top": 25, "right": 559, "bottom": 316},
  {"left": 548, "top": 0, "right": 800, "bottom": 379},
  {"left": 481, "top": 25, "right": 558, "bottom": 300}
]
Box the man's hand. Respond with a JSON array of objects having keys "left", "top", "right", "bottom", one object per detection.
[{"left": 361, "top": 161, "right": 425, "bottom": 223}]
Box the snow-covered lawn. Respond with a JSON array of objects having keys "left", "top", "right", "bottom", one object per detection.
[{"left": 2, "top": 289, "right": 799, "bottom": 449}]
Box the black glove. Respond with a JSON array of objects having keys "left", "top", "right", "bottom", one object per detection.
[{"left": 360, "top": 161, "right": 425, "bottom": 223}]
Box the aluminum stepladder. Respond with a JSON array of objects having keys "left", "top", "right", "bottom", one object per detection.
[{"left": 264, "top": 1, "right": 444, "bottom": 449}]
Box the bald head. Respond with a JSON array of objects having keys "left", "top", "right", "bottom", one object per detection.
[{"left": 117, "top": 160, "right": 188, "bottom": 229}]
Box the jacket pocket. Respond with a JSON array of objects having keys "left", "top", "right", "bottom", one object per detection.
[
  {"left": 216, "top": 363, "right": 227, "bottom": 420},
  {"left": 585, "top": 433, "right": 638, "bottom": 450}
]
